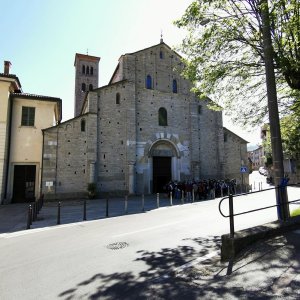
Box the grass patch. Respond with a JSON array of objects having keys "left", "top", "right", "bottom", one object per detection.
[{"left": 291, "top": 207, "right": 300, "bottom": 217}]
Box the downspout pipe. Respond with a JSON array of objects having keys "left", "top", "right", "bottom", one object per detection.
[
  {"left": 40, "top": 130, "right": 45, "bottom": 198},
  {"left": 55, "top": 126, "right": 58, "bottom": 199},
  {"left": 3, "top": 95, "right": 13, "bottom": 204}
]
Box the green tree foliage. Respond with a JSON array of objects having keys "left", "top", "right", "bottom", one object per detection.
[
  {"left": 175, "top": 0, "right": 300, "bottom": 126},
  {"left": 280, "top": 112, "right": 300, "bottom": 158},
  {"left": 263, "top": 110, "right": 300, "bottom": 161}
]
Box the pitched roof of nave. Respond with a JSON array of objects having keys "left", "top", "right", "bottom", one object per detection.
[
  {"left": 108, "top": 41, "right": 182, "bottom": 85},
  {"left": 223, "top": 127, "right": 249, "bottom": 144},
  {"left": 125, "top": 41, "right": 182, "bottom": 59},
  {"left": 80, "top": 79, "right": 128, "bottom": 115}
]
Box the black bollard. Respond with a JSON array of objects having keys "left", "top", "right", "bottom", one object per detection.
[
  {"left": 142, "top": 194, "right": 145, "bottom": 212},
  {"left": 106, "top": 198, "right": 109, "bottom": 217},
  {"left": 83, "top": 199, "right": 87, "bottom": 221},
  {"left": 156, "top": 193, "right": 160, "bottom": 208},
  {"left": 27, "top": 205, "right": 32, "bottom": 229},
  {"left": 57, "top": 202, "right": 61, "bottom": 225},
  {"left": 125, "top": 196, "right": 128, "bottom": 214},
  {"left": 31, "top": 202, "right": 35, "bottom": 222},
  {"left": 30, "top": 205, "right": 33, "bottom": 225}
]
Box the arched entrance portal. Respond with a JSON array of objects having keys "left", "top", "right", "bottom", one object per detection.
[
  {"left": 149, "top": 139, "right": 180, "bottom": 193},
  {"left": 153, "top": 156, "right": 171, "bottom": 193}
]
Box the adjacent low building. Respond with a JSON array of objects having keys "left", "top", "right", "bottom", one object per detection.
[{"left": 0, "top": 62, "right": 61, "bottom": 204}]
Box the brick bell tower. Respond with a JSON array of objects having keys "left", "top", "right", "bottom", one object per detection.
[{"left": 74, "top": 53, "right": 100, "bottom": 117}]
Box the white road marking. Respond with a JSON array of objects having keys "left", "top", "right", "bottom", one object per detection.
[
  {"left": 0, "top": 222, "right": 86, "bottom": 239},
  {"left": 174, "top": 250, "right": 219, "bottom": 273},
  {"left": 151, "top": 250, "right": 220, "bottom": 282}
]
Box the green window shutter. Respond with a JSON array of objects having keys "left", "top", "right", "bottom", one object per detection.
[
  {"left": 28, "top": 107, "right": 35, "bottom": 126},
  {"left": 21, "top": 107, "right": 35, "bottom": 126}
]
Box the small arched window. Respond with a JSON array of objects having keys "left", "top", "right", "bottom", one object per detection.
[
  {"left": 86, "top": 66, "right": 90, "bottom": 75},
  {"left": 81, "top": 83, "right": 86, "bottom": 92},
  {"left": 146, "top": 75, "right": 152, "bottom": 89},
  {"left": 198, "top": 105, "right": 202, "bottom": 114},
  {"left": 91, "top": 67, "right": 93, "bottom": 75},
  {"left": 82, "top": 65, "right": 85, "bottom": 74},
  {"left": 224, "top": 133, "right": 228, "bottom": 142},
  {"left": 172, "top": 79, "right": 178, "bottom": 93},
  {"left": 158, "top": 107, "right": 168, "bottom": 126},
  {"left": 81, "top": 119, "right": 86, "bottom": 132},
  {"left": 116, "top": 93, "right": 120, "bottom": 104},
  {"left": 89, "top": 84, "right": 93, "bottom": 91},
  {"left": 159, "top": 51, "right": 163, "bottom": 59}
]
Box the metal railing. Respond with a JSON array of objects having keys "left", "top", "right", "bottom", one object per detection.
[{"left": 218, "top": 183, "right": 300, "bottom": 238}]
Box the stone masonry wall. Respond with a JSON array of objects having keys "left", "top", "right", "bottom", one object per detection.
[
  {"left": 42, "top": 113, "right": 97, "bottom": 199},
  {"left": 96, "top": 81, "right": 136, "bottom": 196},
  {"left": 223, "top": 129, "right": 249, "bottom": 186},
  {"left": 123, "top": 43, "right": 225, "bottom": 191}
]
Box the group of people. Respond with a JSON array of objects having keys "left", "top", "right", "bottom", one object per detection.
[{"left": 164, "top": 179, "right": 237, "bottom": 201}]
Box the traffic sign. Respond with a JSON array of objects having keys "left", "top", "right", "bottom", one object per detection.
[{"left": 240, "top": 166, "right": 247, "bottom": 173}]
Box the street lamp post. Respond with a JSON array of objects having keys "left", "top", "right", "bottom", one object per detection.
[{"left": 261, "top": 0, "right": 289, "bottom": 220}]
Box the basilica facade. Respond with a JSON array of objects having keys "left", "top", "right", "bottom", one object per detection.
[{"left": 41, "top": 40, "right": 248, "bottom": 199}]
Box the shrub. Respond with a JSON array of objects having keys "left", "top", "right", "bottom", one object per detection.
[
  {"left": 291, "top": 207, "right": 300, "bottom": 217},
  {"left": 87, "top": 183, "right": 97, "bottom": 199}
]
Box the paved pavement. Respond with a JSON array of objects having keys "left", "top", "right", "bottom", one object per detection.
[
  {"left": 142, "top": 229, "right": 300, "bottom": 299},
  {"left": 0, "top": 195, "right": 190, "bottom": 233},
  {"left": 1, "top": 192, "right": 300, "bottom": 299}
]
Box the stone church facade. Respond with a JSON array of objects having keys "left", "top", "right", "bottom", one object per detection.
[{"left": 42, "top": 41, "right": 248, "bottom": 199}]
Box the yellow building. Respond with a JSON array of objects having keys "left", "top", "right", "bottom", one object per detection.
[{"left": 0, "top": 61, "right": 61, "bottom": 203}]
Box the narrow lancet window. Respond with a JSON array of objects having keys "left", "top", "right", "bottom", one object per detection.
[
  {"left": 158, "top": 107, "right": 168, "bottom": 126},
  {"left": 146, "top": 75, "right": 152, "bottom": 89},
  {"left": 172, "top": 79, "right": 178, "bottom": 93}
]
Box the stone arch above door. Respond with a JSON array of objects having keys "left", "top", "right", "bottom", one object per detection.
[{"left": 148, "top": 139, "right": 180, "bottom": 158}]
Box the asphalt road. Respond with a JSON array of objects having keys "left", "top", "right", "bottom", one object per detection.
[
  {"left": 0, "top": 173, "right": 299, "bottom": 299},
  {"left": 0, "top": 201, "right": 222, "bottom": 299}
]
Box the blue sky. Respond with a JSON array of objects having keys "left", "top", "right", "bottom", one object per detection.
[{"left": 0, "top": 0, "right": 261, "bottom": 145}]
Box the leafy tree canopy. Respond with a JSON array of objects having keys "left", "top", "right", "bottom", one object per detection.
[
  {"left": 263, "top": 109, "right": 300, "bottom": 161},
  {"left": 175, "top": 0, "right": 300, "bottom": 127}
]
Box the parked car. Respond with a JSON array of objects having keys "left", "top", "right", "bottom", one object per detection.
[{"left": 259, "top": 166, "right": 268, "bottom": 176}]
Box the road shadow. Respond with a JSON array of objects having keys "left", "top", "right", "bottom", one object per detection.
[
  {"left": 57, "top": 235, "right": 220, "bottom": 299},
  {"left": 57, "top": 233, "right": 300, "bottom": 299}
]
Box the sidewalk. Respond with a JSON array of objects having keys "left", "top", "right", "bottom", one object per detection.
[
  {"left": 142, "top": 230, "right": 300, "bottom": 299},
  {"left": 0, "top": 194, "right": 190, "bottom": 233}
]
